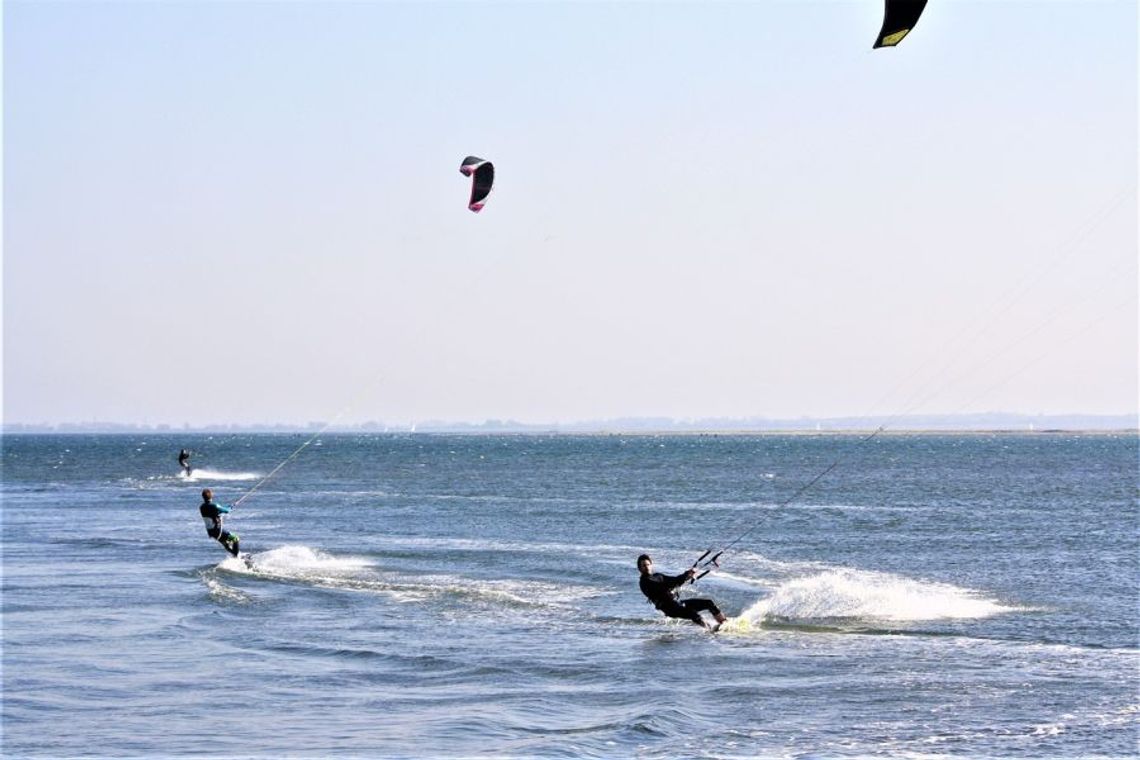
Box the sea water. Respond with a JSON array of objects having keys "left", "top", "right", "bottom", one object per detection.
[{"left": 2, "top": 432, "right": 1137, "bottom": 758}]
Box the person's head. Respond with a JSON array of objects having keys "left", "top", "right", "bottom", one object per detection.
[
  {"left": 637, "top": 554, "right": 652, "bottom": 574},
  {"left": 202, "top": 488, "right": 213, "bottom": 502}
]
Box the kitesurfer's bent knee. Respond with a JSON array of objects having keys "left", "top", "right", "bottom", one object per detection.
[
  {"left": 660, "top": 599, "right": 711, "bottom": 627},
  {"left": 681, "top": 598, "right": 723, "bottom": 619},
  {"left": 217, "top": 531, "right": 239, "bottom": 556},
  {"left": 206, "top": 527, "right": 239, "bottom": 556}
]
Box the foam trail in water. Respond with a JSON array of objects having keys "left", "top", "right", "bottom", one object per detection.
[
  {"left": 203, "top": 575, "right": 251, "bottom": 603},
  {"left": 739, "top": 568, "right": 1012, "bottom": 624},
  {"left": 220, "top": 545, "right": 373, "bottom": 578},
  {"left": 213, "top": 547, "right": 604, "bottom": 613},
  {"left": 180, "top": 468, "right": 259, "bottom": 482}
]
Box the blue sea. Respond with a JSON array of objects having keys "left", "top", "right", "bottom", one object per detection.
[{"left": 2, "top": 432, "right": 1137, "bottom": 758}]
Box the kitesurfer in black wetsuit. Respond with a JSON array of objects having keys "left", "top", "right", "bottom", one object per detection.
[
  {"left": 199, "top": 488, "right": 240, "bottom": 556},
  {"left": 638, "top": 554, "right": 727, "bottom": 631},
  {"left": 178, "top": 448, "right": 192, "bottom": 476}
]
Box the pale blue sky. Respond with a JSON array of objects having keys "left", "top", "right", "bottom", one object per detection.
[{"left": 4, "top": 1, "right": 1137, "bottom": 427}]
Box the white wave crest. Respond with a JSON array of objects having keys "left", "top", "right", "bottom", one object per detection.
[
  {"left": 180, "top": 468, "right": 259, "bottom": 482},
  {"left": 741, "top": 568, "right": 1012, "bottom": 623}
]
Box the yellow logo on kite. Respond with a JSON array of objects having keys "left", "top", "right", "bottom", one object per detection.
[{"left": 881, "top": 28, "right": 912, "bottom": 47}]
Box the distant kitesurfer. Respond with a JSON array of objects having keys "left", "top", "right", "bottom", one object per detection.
[
  {"left": 199, "top": 488, "right": 240, "bottom": 557},
  {"left": 178, "top": 449, "right": 192, "bottom": 476},
  {"left": 638, "top": 554, "right": 727, "bottom": 631}
]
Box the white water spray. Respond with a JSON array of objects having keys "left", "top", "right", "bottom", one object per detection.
[
  {"left": 737, "top": 568, "right": 1013, "bottom": 625},
  {"left": 180, "top": 468, "right": 259, "bottom": 482}
]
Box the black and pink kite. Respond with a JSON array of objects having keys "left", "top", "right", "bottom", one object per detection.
[{"left": 459, "top": 156, "right": 495, "bottom": 213}]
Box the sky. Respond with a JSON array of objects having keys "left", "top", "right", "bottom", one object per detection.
[{"left": 3, "top": 1, "right": 1137, "bottom": 428}]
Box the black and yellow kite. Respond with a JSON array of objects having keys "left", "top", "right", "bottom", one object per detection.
[{"left": 874, "top": 0, "right": 928, "bottom": 48}]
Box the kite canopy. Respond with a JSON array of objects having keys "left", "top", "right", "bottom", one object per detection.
[
  {"left": 459, "top": 156, "right": 494, "bottom": 212},
  {"left": 873, "top": 0, "right": 927, "bottom": 48}
]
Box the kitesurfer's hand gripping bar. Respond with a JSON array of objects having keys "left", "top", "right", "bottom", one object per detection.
[{"left": 689, "top": 549, "right": 722, "bottom": 583}]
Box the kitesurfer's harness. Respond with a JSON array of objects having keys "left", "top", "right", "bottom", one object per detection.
[{"left": 200, "top": 500, "right": 230, "bottom": 538}]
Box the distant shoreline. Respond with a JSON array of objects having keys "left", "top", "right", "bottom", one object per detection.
[
  {"left": 2, "top": 426, "right": 1137, "bottom": 436},
  {"left": 5, "top": 413, "right": 1137, "bottom": 436}
]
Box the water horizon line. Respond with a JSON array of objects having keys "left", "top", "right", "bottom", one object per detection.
[{"left": 4, "top": 412, "right": 1137, "bottom": 435}]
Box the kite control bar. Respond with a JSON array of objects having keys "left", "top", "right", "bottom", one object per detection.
[{"left": 688, "top": 549, "right": 723, "bottom": 583}]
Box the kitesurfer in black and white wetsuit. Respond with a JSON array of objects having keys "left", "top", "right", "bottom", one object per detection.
[
  {"left": 178, "top": 449, "right": 192, "bottom": 476},
  {"left": 199, "top": 488, "right": 240, "bottom": 556},
  {"left": 638, "top": 554, "right": 727, "bottom": 631}
]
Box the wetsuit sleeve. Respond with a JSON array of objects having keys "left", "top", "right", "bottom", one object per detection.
[
  {"left": 665, "top": 571, "right": 691, "bottom": 590},
  {"left": 217, "top": 504, "right": 232, "bottom": 514}
]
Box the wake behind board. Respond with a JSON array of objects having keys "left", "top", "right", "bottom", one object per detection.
[{"left": 714, "top": 616, "right": 752, "bottom": 634}]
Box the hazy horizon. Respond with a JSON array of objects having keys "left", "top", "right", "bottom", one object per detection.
[{"left": 5, "top": 411, "right": 1137, "bottom": 436}]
